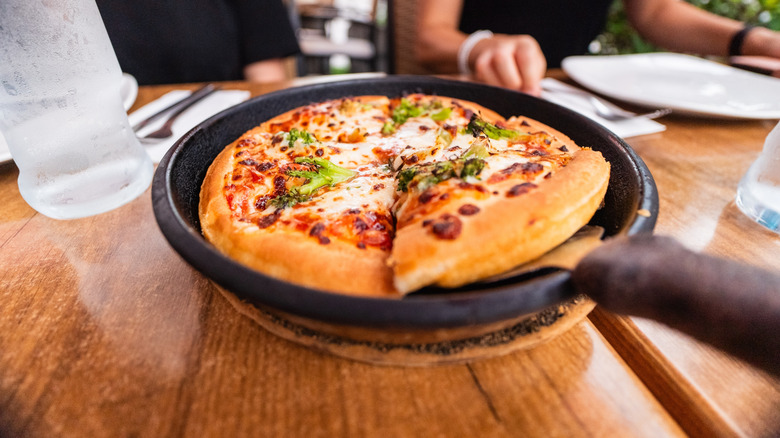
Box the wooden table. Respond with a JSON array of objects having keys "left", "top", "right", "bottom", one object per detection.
[{"left": 1, "top": 74, "right": 778, "bottom": 438}]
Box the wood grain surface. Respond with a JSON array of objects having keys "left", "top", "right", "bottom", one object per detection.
[{"left": 0, "top": 74, "right": 778, "bottom": 437}]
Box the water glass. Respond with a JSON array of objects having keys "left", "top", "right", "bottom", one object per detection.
[
  {"left": 0, "top": 0, "right": 153, "bottom": 220},
  {"left": 736, "top": 121, "right": 780, "bottom": 233}
]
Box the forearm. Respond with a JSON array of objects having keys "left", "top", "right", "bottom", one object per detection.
[
  {"left": 415, "top": 0, "right": 466, "bottom": 73},
  {"left": 416, "top": 27, "right": 467, "bottom": 73},
  {"left": 625, "top": 0, "right": 741, "bottom": 56}
]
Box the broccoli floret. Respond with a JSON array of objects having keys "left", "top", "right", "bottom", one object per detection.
[
  {"left": 460, "top": 158, "right": 486, "bottom": 178},
  {"left": 467, "top": 114, "right": 521, "bottom": 140},
  {"left": 395, "top": 145, "right": 487, "bottom": 193},
  {"left": 286, "top": 128, "right": 317, "bottom": 148},
  {"left": 271, "top": 157, "right": 356, "bottom": 208},
  {"left": 392, "top": 98, "right": 424, "bottom": 125},
  {"left": 430, "top": 107, "right": 452, "bottom": 121}
]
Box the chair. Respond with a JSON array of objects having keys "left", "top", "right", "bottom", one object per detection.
[
  {"left": 290, "top": 0, "right": 384, "bottom": 75},
  {"left": 387, "top": 0, "right": 433, "bottom": 75}
]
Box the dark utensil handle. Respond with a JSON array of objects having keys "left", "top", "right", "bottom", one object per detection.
[
  {"left": 131, "top": 83, "right": 216, "bottom": 132},
  {"left": 571, "top": 234, "right": 780, "bottom": 377}
]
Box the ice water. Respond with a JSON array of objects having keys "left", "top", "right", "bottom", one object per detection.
[
  {"left": 736, "top": 161, "right": 780, "bottom": 233},
  {"left": 4, "top": 92, "right": 153, "bottom": 219},
  {"left": 736, "top": 122, "right": 780, "bottom": 233},
  {"left": 0, "top": 0, "right": 153, "bottom": 219}
]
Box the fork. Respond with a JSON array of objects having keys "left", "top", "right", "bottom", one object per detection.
[
  {"left": 541, "top": 81, "right": 671, "bottom": 122},
  {"left": 587, "top": 96, "right": 672, "bottom": 121},
  {"left": 136, "top": 84, "right": 219, "bottom": 142}
]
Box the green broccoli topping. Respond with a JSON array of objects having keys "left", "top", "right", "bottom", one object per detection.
[
  {"left": 430, "top": 107, "right": 452, "bottom": 121},
  {"left": 396, "top": 144, "right": 488, "bottom": 193},
  {"left": 271, "top": 157, "right": 356, "bottom": 208},
  {"left": 381, "top": 121, "right": 396, "bottom": 135},
  {"left": 287, "top": 128, "right": 317, "bottom": 148},
  {"left": 392, "top": 98, "right": 424, "bottom": 125},
  {"left": 460, "top": 158, "right": 486, "bottom": 178},
  {"left": 467, "top": 114, "right": 521, "bottom": 140},
  {"left": 387, "top": 98, "right": 452, "bottom": 132}
]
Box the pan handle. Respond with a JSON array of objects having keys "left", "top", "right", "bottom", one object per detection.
[{"left": 571, "top": 234, "right": 780, "bottom": 377}]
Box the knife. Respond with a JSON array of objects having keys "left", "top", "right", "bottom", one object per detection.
[
  {"left": 131, "top": 83, "right": 217, "bottom": 133},
  {"left": 488, "top": 229, "right": 780, "bottom": 377}
]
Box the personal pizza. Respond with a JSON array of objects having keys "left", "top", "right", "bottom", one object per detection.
[{"left": 199, "top": 94, "right": 610, "bottom": 297}]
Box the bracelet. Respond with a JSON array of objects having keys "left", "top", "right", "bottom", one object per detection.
[
  {"left": 729, "top": 25, "right": 755, "bottom": 57},
  {"left": 457, "top": 30, "right": 493, "bottom": 75}
]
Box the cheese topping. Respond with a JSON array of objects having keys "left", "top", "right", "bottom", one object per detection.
[{"left": 221, "top": 95, "right": 578, "bottom": 249}]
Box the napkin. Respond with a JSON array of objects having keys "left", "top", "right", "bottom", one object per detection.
[
  {"left": 540, "top": 78, "right": 666, "bottom": 139},
  {"left": 0, "top": 132, "right": 10, "bottom": 163},
  {"left": 128, "top": 89, "right": 251, "bottom": 163}
]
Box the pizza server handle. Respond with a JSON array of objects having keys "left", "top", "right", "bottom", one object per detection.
[{"left": 570, "top": 234, "right": 780, "bottom": 377}]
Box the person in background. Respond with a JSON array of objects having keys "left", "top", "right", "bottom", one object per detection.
[
  {"left": 415, "top": 0, "right": 780, "bottom": 95},
  {"left": 96, "top": 0, "right": 301, "bottom": 85}
]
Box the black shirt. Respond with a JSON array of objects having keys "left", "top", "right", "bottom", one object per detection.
[
  {"left": 97, "top": 0, "right": 301, "bottom": 85},
  {"left": 458, "top": 0, "right": 614, "bottom": 68}
]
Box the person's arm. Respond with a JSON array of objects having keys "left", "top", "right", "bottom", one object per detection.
[
  {"left": 415, "top": 0, "right": 546, "bottom": 95},
  {"left": 415, "top": 0, "right": 467, "bottom": 73},
  {"left": 623, "top": 0, "right": 780, "bottom": 59},
  {"left": 243, "top": 58, "right": 289, "bottom": 83}
]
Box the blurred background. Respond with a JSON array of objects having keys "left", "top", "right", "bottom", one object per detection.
[{"left": 289, "top": 0, "right": 780, "bottom": 76}]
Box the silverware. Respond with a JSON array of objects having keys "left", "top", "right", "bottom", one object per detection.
[
  {"left": 133, "top": 83, "right": 219, "bottom": 142},
  {"left": 541, "top": 82, "right": 671, "bottom": 121},
  {"left": 588, "top": 95, "right": 672, "bottom": 121}
]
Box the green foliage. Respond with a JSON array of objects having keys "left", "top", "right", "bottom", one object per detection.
[{"left": 595, "top": 0, "right": 780, "bottom": 55}]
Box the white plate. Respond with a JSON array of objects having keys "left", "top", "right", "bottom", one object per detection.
[
  {"left": 0, "top": 73, "right": 138, "bottom": 164},
  {"left": 562, "top": 53, "right": 780, "bottom": 119}
]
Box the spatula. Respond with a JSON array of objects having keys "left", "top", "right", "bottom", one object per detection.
[{"left": 486, "top": 228, "right": 780, "bottom": 377}]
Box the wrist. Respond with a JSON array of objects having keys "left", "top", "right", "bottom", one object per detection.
[
  {"left": 457, "top": 30, "right": 493, "bottom": 76},
  {"left": 740, "top": 26, "right": 780, "bottom": 59}
]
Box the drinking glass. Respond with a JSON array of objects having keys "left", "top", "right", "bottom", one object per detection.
[
  {"left": 736, "top": 121, "right": 780, "bottom": 233},
  {"left": 0, "top": 0, "right": 153, "bottom": 220}
]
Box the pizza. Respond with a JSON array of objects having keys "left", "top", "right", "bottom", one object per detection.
[{"left": 199, "top": 93, "right": 610, "bottom": 297}]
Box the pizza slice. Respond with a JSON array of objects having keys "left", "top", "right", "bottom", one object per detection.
[
  {"left": 388, "top": 107, "right": 610, "bottom": 294},
  {"left": 199, "top": 98, "right": 399, "bottom": 297}
]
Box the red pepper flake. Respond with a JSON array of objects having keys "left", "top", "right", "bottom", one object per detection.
[
  {"left": 254, "top": 195, "right": 270, "bottom": 211},
  {"left": 458, "top": 204, "right": 480, "bottom": 215},
  {"left": 418, "top": 188, "right": 437, "bottom": 204},
  {"left": 507, "top": 182, "right": 537, "bottom": 197},
  {"left": 257, "top": 210, "right": 281, "bottom": 228},
  {"left": 429, "top": 213, "right": 462, "bottom": 240},
  {"left": 405, "top": 154, "right": 420, "bottom": 164},
  {"left": 309, "top": 222, "right": 331, "bottom": 245}
]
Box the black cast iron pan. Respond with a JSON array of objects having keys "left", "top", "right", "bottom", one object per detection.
[
  {"left": 153, "top": 76, "right": 780, "bottom": 375},
  {"left": 152, "top": 76, "right": 656, "bottom": 328}
]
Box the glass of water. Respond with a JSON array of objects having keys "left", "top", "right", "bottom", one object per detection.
[
  {"left": 0, "top": 0, "right": 153, "bottom": 220},
  {"left": 736, "top": 121, "right": 780, "bottom": 233}
]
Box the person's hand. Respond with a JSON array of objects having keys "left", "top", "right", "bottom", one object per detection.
[{"left": 469, "top": 34, "right": 547, "bottom": 95}]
